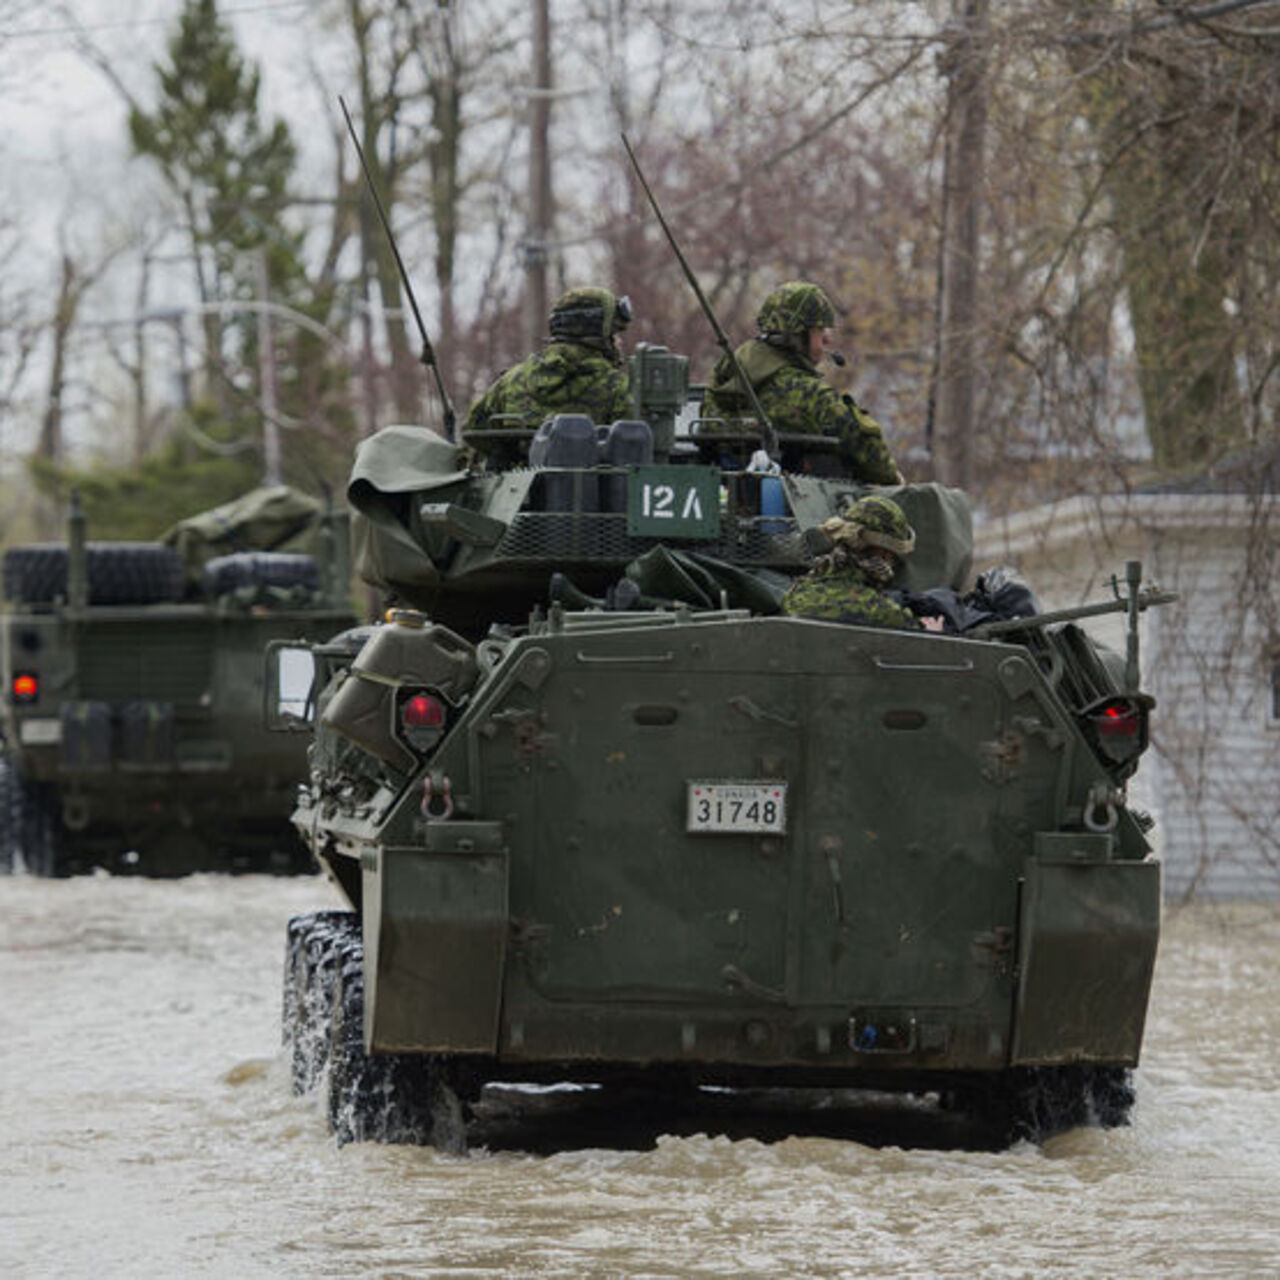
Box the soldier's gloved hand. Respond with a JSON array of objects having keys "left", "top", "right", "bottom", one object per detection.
[{"left": 746, "top": 449, "right": 780, "bottom": 475}]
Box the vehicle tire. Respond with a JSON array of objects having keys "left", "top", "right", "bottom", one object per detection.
[
  {"left": 285, "top": 910, "right": 354, "bottom": 1095},
  {"left": 2, "top": 543, "right": 184, "bottom": 606},
  {"left": 282, "top": 914, "right": 310, "bottom": 1060},
  {"left": 203, "top": 552, "right": 319, "bottom": 597},
  {"left": 12, "top": 774, "right": 68, "bottom": 877},
  {"left": 0, "top": 757, "right": 15, "bottom": 874},
  {"left": 956, "top": 1064, "right": 1124, "bottom": 1146},
  {"left": 1087, "top": 1065, "right": 1136, "bottom": 1128},
  {"left": 325, "top": 928, "right": 466, "bottom": 1152},
  {"left": 1009, "top": 1065, "right": 1093, "bottom": 1142},
  {"left": 977, "top": 1065, "right": 1133, "bottom": 1144}
]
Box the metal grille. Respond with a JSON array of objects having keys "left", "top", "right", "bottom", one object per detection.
[
  {"left": 78, "top": 626, "right": 213, "bottom": 705},
  {"left": 496, "top": 512, "right": 807, "bottom": 565}
]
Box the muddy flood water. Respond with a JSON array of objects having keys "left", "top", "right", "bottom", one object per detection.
[{"left": 1, "top": 872, "right": 1278, "bottom": 1279}]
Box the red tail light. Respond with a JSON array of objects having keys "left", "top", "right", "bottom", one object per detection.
[
  {"left": 12, "top": 672, "right": 38, "bottom": 703},
  {"left": 1095, "top": 703, "right": 1140, "bottom": 738},
  {"left": 398, "top": 690, "right": 449, "bottom": 757},
  {"left": 402, "top": 693, "right": 446, "bottom": 729},
  {"left": 1083, "top": 695, "right": 1151, "bottom": 774}
]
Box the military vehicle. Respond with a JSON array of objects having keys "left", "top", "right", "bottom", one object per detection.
[
  {"left": 1, "top": 486, "right": 357, "bottom": 876},
  {"left": 271, "top": 341, "right": 1174, "bottom": 1151}
]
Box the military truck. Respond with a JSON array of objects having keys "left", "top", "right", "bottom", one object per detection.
[
  {"left": 1, "top": 486, "right": 357, "bottom": 876},
  {"left": 274, "top": 350, "right": 1172, "bottom": 1149}
]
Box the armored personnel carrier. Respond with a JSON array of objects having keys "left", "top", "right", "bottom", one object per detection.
[
  {"left": 1, "top": 486, "right": 356, "bottom": 876},
  {"left": 276, "top": 348, "right": 1171, "bottom": 1149}
]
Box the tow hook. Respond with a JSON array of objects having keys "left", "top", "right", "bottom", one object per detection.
[
  {"left": 421, "top": 772, "right": 454, "bottom": 821},
  {"left": 1084, "top": 781, "right": 1120, "bottom": 833}
]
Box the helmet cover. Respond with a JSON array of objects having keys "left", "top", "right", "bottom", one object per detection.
[
  {"left": 756, "top": 281, "right": 836, "bottom": 336},
  {"left": 819, "top": 494, "right": 915, "bottom": 557},
  {"left": 549, "top": 287, "right": 631, "bottom": 341}
]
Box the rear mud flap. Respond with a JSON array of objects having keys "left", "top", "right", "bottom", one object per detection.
[
  {"left": 365, "top": 822, "right": 508, "bottom": 1054},
  {"left": 1012, "top": 856, "right": 1160, "bottom": 1065}
]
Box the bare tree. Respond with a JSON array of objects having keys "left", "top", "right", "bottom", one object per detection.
[
  {"left": 933, "top": 0, "right": 989, "bottom": 490},
  {"left": 38, "top": 241, "right": 118, "bottom": 471},
  {"left": 26, "top": 0, "right": 1278, "bottom": 505},
  {"left": 1047, "top": 1, "right": 1280, "bottom": 473},
  {"left": 0, "top": 222, "right": 41, "bottom": 439}
]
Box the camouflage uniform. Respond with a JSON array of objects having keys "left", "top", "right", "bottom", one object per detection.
[
  {"left": 781, "top": 563, "right": 922, "bottom": 630},
  {"left": 701, "top": 281, "right": 899, "bottom": 485},
  {"left": 782, "top": 494, "right": 923, "bottom": 630},
  {"left": 465, "top": 287, "right": 633, "bottom": 431}
]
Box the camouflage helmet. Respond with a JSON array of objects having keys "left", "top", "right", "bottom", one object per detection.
[
  {"left": 819, "top": 495, "right": 916, "bottom": 557},
  {"left": 549, "top": 287, "right": 633, "bottom": 341},
  {"left": 756, "top": 281, "right": 836, "bottom": 337}
]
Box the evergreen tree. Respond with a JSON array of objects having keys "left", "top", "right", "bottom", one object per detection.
[
  {"left": 129, "top": 0, "right": 305, "bottom": 433},
  {"left": 130, "top": 0, "right": 300, "bottom": 298}
]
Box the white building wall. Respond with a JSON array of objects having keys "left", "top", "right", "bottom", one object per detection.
[
  {"left": 976, "top": 494, "right": 1280, "bottom": 899},
  {"left": 1145, "top": 532, "right": 1280, "bottom": 899}
]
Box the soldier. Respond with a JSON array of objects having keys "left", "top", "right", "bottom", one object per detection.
[
  {"left": 700, "top": 280, "right": 901, "bottom": 484},
  {"left": 465, "top": 287, "right": 634, "bottom": 431},
  {"left": 783, "top": 494, "right": 942, "bottom": 631}
]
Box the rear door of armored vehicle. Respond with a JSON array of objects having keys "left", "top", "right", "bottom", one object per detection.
[{"left": 488, "top": 613, "right": 1072, "bottom": 1073}]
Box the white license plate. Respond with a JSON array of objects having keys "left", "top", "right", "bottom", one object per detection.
[
  {"left": 19, "top": 718, "right": 62, "bottom": 746},
  {"left": 687, "top": 781, "right": 786, "bottom": 834}
]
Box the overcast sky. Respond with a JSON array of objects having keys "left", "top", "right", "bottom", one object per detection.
[
  {"left": 0, "top": 2, "right": 344, "bottom": 465},
  {"left": 4, "top": 1, "right": 331, "bottom": 239}
]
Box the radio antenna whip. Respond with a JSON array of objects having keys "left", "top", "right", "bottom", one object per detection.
[
  {"left": 340, "top": 95, "right": 457, "bottom": 441},
  {"left": 621, "top": 133, "right": 778, "bottom": 459}
]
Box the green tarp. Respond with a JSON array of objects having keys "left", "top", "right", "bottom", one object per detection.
[
  {"left": 162, "top": 485, "right": 327, "bottom": 580},
  {"left": 624, "top": 546, "right": 792, "bottom": 612},
  {"left": 878, "top": 482, "right": 973, "bottom": 594},
  {"left": 347, "top": 426, "right": 466, "bottom": 596}
]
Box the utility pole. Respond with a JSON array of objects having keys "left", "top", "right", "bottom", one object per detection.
[
  {"left": 933, "top": 0, "right": 988, "bottom": 491},
  {"left": 524, "top": 0, "right": 553, "bottom": 348},
  {"left": 256, "top": 247, "right": 282, "bottom": 486}
]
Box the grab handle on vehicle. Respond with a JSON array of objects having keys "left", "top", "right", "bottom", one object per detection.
[
  {"left": 873, "top": 657, "right": 976, "bottom": 674},
  {"left": 574, "top": 651, "right": 675, "bottom": 665}
]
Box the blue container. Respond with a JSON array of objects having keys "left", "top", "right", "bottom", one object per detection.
[{"left": 759, "top": 475, "right": 787, "bottom": 534}]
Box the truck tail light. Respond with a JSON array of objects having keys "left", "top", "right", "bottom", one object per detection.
[
  {"left": 399, "top": 690, "right": 448, "bottom": 754},
  {"left": 1083, "top": 695, "right": 1151, "bottom": 772},
  {"left": 12, "top": 672, "right": 38, "bottom": 703},
  {"left": 1095, "top": 703, "right": 1140, "bottom": 738},
  {"left": 402, "top": 692, "right": 446, "bottom": 730}
]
